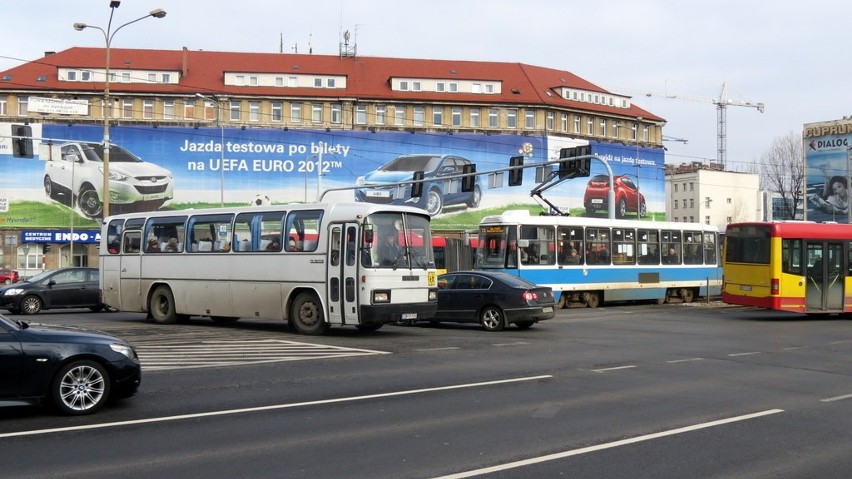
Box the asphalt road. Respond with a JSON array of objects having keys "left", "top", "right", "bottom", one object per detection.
[{"left": 2, "top": 302, "right": 851, "bottom": 479}]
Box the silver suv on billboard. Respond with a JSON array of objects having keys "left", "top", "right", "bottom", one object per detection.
[{"left": 43, "top": 141, "right": 174, "bottom": 218}]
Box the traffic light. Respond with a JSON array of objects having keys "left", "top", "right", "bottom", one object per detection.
[
  {"left": 43, "top": 244, "right": 52, "bottom": 253},
  {"left": 557, "top": 145, "right": 592, "bottom": 179},
  {"left": 12, "top": 124, "right": 33, "bottom": 158},
  {"left": 508, "top": 156, "right": 524, "bottom": 186},
  {"left": 411, "top": 171, "right": 425, "bottom": 198},
  {"left": 461, "top": 164, "right": 476, "bottom": 192}
]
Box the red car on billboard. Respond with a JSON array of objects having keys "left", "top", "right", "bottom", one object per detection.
[{"left": 583, "top": 174, "right": 646, "bottom": 218}]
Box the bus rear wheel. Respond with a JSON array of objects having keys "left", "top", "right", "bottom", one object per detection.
[
  {"left": 291, "top": 292, "right": 329, "bottom": 335},
  {"left": 149, "top": 286, "right": 178, "bottom": 324}
]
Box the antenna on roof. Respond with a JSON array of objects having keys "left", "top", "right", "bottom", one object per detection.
[{"left": 340, "top": 28, "right": 356, "bottom": 58}]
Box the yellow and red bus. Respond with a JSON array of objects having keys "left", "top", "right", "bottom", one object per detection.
[{"left": 723, "top": 221, "right": 852, "bottom": 313}]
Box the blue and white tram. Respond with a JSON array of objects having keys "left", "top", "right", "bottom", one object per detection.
[{"left": 475, "top": 210, "right": 722, "bottom": 307}]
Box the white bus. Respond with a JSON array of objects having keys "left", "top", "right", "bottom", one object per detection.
[{"left": 99, "top": 203, "right": 438, "bottom": 335}]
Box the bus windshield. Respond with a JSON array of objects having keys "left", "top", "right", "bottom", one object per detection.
[{"left": 366, "top": 212, "right": 434, "bottom": 270}]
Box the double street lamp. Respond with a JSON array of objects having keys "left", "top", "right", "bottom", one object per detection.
[{"left": 74, "top": 1, "right": 166, "bottom": 218}]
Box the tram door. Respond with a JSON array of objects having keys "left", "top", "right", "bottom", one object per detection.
[{"left": 805, "top": 241, "right": 844, "bottom": 312}]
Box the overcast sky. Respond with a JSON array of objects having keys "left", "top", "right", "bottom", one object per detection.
[{"left": 2, "top": 0, "right": 848, "bottom": 169}]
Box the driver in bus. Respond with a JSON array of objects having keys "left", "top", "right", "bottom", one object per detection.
[{"left": 378, "top": 231, "right": 401, "bottom": 266}]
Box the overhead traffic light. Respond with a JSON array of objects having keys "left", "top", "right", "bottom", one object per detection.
[
  {"left": 461, "top": 164, "right": 476, "bottom": 192},
  {"left": 557, "top": 145, "right": 592, "bottom": 179},
  {"left": 508, "top": 156, "right": 524, "bottom": 186},
  {"left": 12, "top": 124, "right": 33, "bottom": 158},
  {"left": 411, "top": 171, "right": 425, "bottom": 198}
]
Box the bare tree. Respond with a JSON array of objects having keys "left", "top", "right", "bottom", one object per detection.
[{"left": 759, "top": 131, "right": 804, "bottom": 219}]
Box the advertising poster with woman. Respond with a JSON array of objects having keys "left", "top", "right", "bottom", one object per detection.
[{"left": 805, "top": 131, "right": 851, "bottom": 223}]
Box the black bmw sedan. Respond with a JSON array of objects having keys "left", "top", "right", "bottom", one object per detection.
[{"left": 0, "top": 314, "right": 141, "bottom": 415}]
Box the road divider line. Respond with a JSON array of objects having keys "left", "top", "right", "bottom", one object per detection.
[
  {"left": 728, "top": 352, "right": 761, "bottom": 357},
  {"left": 431, "top": 409, "right": 785, "bottom": 479},
  {"left": 821, "top": 393, "right": 852, "bottom": 402},
  {"left": 666, "top": 358, "right": 704, "bottom": 364},
  {"left": 591, "top": 365, "right": 637, "bottom": 373},
  {"left": 0, "top": 375, "right": 553, "bottom": 440}
]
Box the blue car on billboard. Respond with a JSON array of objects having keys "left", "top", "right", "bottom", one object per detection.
[{"left": 355, "top": 154, "right": 481, "bottom": 216}]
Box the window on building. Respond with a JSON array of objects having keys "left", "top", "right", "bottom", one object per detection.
[
  {"left": 81, "top": 71, "right": 90, "bottom": 81},
  {"left": 376, "top": 105, "right": 386, "bottom": 125},
  {"left": 314, "top": 78, "right": 322, "bottom": 88},
  {"left": 689, "top": 198, "right": 695, "bottom": 208},
  {"left": 66, "top": 70, "right": 77, "bottom": 81},
  {"left": 163, "top": 100, "right": 174, "bottom": 120},
  {"left": 587, "top": 117, "right": 593, "bottom": 135},
  {"left": 472, "top": 83, "right": 481, "bottom": 93},
  {"left": 599, "top": 118, "right": 606, "bottom": 136},
  {"left": 574, "top": 115, "right": 580, "bottom": 133},
  {"left": 561, "top": 113, "right": 568, "bottom": 132},
  {"left": 525, "top": 110, "right": 535, "bottom": 129},
  {"left": 271, "top": 102, "right": 282, "bottom": 122},
  {"left": 705, "top": 216, "right": 711, "bottom": 225},
  {"left": 311, "top": 103, "right": 322, "bottom": 123},
  {"left": 682, "top": 199, "right": 687, "bottom": 209},
  {"left": 485, "top": 84, "right": 494, "bottom": 93},
  {"left": 726, "top": 216, "right": 732, "bottom": 223},
  {"left": 413, "top": 107, "right": 424, "bottom": 126},
  {"left": 452, "top": 107, "right": 462, "bottom": 127},
  {"left": 184, "top": 99, "right": 196, "bottom": 119},
  {"left": 235, "top": 75, "right": 244, "bottom": 86},
  {"left": 412, "top": 81, "right": 421, "bottom": 91},
  {"left": 249, "top": 101, "right": 261, "bottom": 122},
  {"left": 727, "top": 198, "right": 732, "bottom": 204},
  {"left": 122, "top": 99, "right": 133, "bottom": 118},
  {"left": 202, "top": 100, "right": 216, "bottom": 121},
  {"left": 0, "top": 99, "right": 7, "bottom": 116},
  {"left": 162, "top": 73, "right": 171, "bottom": 83},
  {"left": 229, "top": 100, "right": 241, "bottom": 122},
  {"left": 327, "top": 78, "right": 336, "bottom": 88},
  {"left": 613, "top": 121, "right": 621, "bottom": 139},
  {"left": 399, "top": 80, "right": 409, "bottom": 91},
  {"left": 394, "top": 105, "right": 406, "bottom": 126},
  {"left": 507, "top": 109, "right": 517, "bottom": 128},
  {"left": 147, "top": 73, "right": 156, "bottom": 83},
  {"left": 674, "top": 184, "right": 678, "bottom": 193},
  {"left": 705, "top": 197, "right": 712, "bottom": 208},
  {"left": 433, "top": 107, "right": 443, "bottom": 126},
  {"left": 121, "top": 72, "right": 131, "bottom": 83},
  {"left": 143, "top": 99, "right": 154, "bottom": 119},
  {"left": 331, "top": 104, "right": 342, "bottom": 124},
  {"left": 291, "top": 103, "right": 302, "bottom": 123},
  {"left": 17, "top": 96, "right": 28, "bottom": 116},
  {"left": 436, "top": 82, "right": 445, "bottom": 92},
  {"left": 355, "top": 105, "right": 367, "bottom": 125},
  {"left": 689, "top": 182, "right": 694, "bottom": 191},
  {"left": 275, "top": 77, "right": 284, "bottom": 87},
  {"left": 449, "top": 83, "right": 458, "bottom": 92},
  {"left": 470, "top": 108, "right": 480, "bottom": 128},
  {"left": 489, "top": 109, "right": 499, "bottom": 128},
  {"left": 674, "top": 200, "right": 679, "bottom": 209},
  {"left": 288, "top": 76, "right": 298, "bottom": 87}
]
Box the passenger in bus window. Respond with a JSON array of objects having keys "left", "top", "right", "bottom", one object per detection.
[
  {"left": 288, "top": 238, "right": 298, "bottom": 251},
  {"left": 146, "top": 238, "right": 160, "bottom": 252},
  {"left": 267, "top": 240, "right": 281, "bottom": 251},
  {"left": 164, "top": 238, "right": 179, "bottom": 252},
  {"left": 565, "top": 248, "right": 581, "bottom": 264},
  {"left": 664, "top": 247, "right": 679, "bottom": 264}
]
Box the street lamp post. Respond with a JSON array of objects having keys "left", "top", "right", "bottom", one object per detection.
[
  {"left": 74, "top": 2, "right": 166, "bottom": 218},
  {"left": 196, "top": 93, "right": 225, "bottom": 207},
  {"left": 636, "top": 117, "right": 643, "bottom": 218}
]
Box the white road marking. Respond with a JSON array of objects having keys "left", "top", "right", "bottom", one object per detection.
[
  {"left": 728, "top": 352, "right": 761, "bottom": 357},
  {"left": 431, "top": 409, "right": 785, "bottom": 479},
  {"left": 591, "top": 365, "right": 637, "bottom": 373},
  {"left": 820, "top": 393, "right": 852, "bottom": 403},
  {"left": 666, "top": 358, "right": 704, "bottom": 363},
  {"left": 0, "top": 375, "right": 553, "bottom": 439}
]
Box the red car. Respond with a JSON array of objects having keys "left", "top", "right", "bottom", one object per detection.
[
  {"left": 583, "top": 174, "right": 646, "bottom": 218},
  {"left": 0, "top": 269, "right": 19, "bottom": 285}
]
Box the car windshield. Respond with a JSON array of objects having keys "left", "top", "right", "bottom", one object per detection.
[
  {"left": 379, "top": 155, "right": 442, "bottom": 172},
  {"left": 23, "top": 270, "right": 55, "bottom": 283},
  {"left": 80, "top": 143, "right": 143, "bottom": 163},
  {"left": 491, "top": 272, "right": 539, "bottom": 289}
]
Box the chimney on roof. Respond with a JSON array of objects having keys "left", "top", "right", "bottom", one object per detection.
[
  {"left": 182, "top": 47, "right": 188, "bottom": 76},
  {"left": 44, "top": 51, "right": 56, "bottom": 57}
]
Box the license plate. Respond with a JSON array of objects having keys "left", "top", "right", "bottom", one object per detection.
[
  {"left": 591, "top": 199, "right": 603, "bottom": 204},
  {"left": 366, "top": 190, "right": 391, "bottom": 198},
  {"left": 145, "top": 193, "right": 166, "bottom": 200},
  {"left": 401, "top": 313, "right": 417, "bottom": 320},
  {"left": 542, "top": 306, "right": 553, "bottom": 313},
  {"left": 739, "top": 285, "right": 752, "bottom": 291}
]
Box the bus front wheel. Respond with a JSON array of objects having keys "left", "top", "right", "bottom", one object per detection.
[
  {"left": 291, "top": 292, "right": 329, "bottom": 335},
  {"left": 149, "top": 286, "right": 178, "bottom": 324}
]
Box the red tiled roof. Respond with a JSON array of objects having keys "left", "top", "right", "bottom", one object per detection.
[{"left": 0, "top": 47, "right": 664, "bottom": 122}]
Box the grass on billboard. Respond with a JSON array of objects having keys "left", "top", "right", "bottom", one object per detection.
[{"left": 6, "top": 201, "right": 100, "bottom": 228}]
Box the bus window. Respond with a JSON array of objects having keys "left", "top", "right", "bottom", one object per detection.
[
  {"left": 782, "top": 239, "right": 802, "bottom": 275},
  {"left": 123, "top": 231, "right": 141, "bottom": 254},
  {"left": 188, "top": 214, "right": 234, "bottom": 252},
  {"left": 638, "top": 229, "right": 660, "bottom": 265},
  {"left": 144, "top": 216, "right": 187, "bottom": 253},
  {"left": 286, "top": 210, "right": 323, "bottom": 252},
  {"left": 106, "top": 219, "right": 124, "bottom": 254}
]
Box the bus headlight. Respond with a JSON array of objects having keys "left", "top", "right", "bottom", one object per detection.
[
  {"left": 373, "top": 290, "right": 391, "bottom": 303},
  {"left": 428, "top": 289, "right": 438, "bottom": 301}
]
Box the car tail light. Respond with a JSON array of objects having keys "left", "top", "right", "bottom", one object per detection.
[
  {"left": 770, "top": 278, "right": 779, "bottom": 295},
  {"left": 522, "top": 291, "right": 539, "bottom": 301}
]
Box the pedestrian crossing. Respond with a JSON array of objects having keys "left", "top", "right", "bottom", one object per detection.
[{"left": 136, "top": 338, "right": 390, "bottom": 371}]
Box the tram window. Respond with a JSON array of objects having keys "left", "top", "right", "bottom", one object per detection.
[
  {"left": 661, "top": 230, "right": 682, "bottom": 265},
  {"left": 612, "top": 228, "right": 636, "bottom": 265},
  {"left": 703, "top": 233, "right": 718, "bottom": 265},
  {"left": 558, "top": 226, "right": 583, "bottom": 265},
  {"left": 519, "top": 225, "right": 555, "bottom": 265},
  {"left": 683, "top": 232, "right": 703, "bottom": 264},
  {"left": 637, "top": 229, "right": 660, "bottom": 265},
  {"left": 585, "top": 227, "right": 611, "bottom": 265}
]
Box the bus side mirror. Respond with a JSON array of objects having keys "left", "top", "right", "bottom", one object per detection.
[{"left": 363, "top": 225, "right": 374, "bottom": 245}]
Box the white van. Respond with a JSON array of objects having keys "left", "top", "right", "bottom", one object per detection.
[{"left": 43, "top": 141, "right": 174, "bottom": 218}]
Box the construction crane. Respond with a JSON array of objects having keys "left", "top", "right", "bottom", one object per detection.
[{"left": 612, "top": 82, "right": 764, "bottom": 169}]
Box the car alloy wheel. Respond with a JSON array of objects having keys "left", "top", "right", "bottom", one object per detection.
[{"left": 53, "top": 360, "right": 110, "bottom": 415}]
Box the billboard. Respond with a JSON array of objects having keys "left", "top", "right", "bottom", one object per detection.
[
  {"left": 0, "top": 122, "right": 667, "bottom": 228},
  {"left": 803, "top": 119, "right": 852, "bottom": 223}
]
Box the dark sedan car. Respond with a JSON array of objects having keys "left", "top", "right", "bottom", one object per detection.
[
  {"left": 432, "top": 271, "right": 555, "bottom": 331},
  {"left": 0, "top": 267, "right": 103, "bottom": 315},
  {"left": 583, "top": 174, "right": 646, "bottom": 218},
  {"left": 0, "top": 314, "right": 141, "bottom": 415}
]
